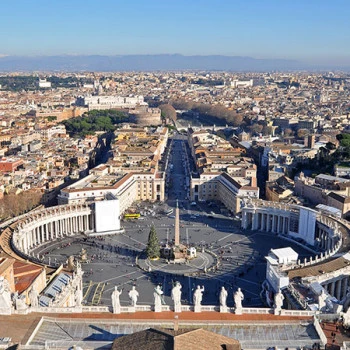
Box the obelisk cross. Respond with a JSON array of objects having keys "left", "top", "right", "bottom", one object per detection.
[{"left": 175, "top": 199, "right": 180, "bottom": 246}]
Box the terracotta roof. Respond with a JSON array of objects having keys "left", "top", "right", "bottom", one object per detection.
[
  {"left": 112, "top": 327, "right": 240, "bottom": 350},
  {"left": 13, "top": 261, "right": 43, "bottom": 293},
  {"left": 0, "top": 257, "right": 15, "bottom": 275}
]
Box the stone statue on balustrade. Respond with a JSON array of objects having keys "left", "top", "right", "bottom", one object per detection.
[
  {"left": 75, "top": 286, "right": 83, "bottom": 307},
  {"left": 193, "top": 285, "right": 205, "bottom": 312},
  {"left": 342, "top": 306, "right": 350, "bottom": 329},
  {"left": 75, "top": 260, "right": 83, "bottom": 276},
  {"left": 0, "top": 277, "right": 12, "bottom": 315},
  {"left": 67, "top": 256, "right": 75, "bottom": 270},
  {"left": 219, "top": 286, "right": 228, "bottom": 313},
  {"left": 29, "top": 286, "right": 39, "bottom": 308},
  {"left": 80, "top": 248, "right": 88, "bottom": 263},
  {"left": 318, "top": 289, "right": 327, "bottom": 312},
  {"left": 234, "top": 288, "right": 244, "bottom": 315},
  {"left": 274, "top": 290, "right": 284, "bottom": 315},
  {"left": 14, "top": 293, "right": 27, "bottom": 312},
  {"left": 171, "top": 281, "right": 182, "bottom": 313},
  {"left": 128, "top": 286, "right": 139, "bottom": 307},
  {"left": 154, "top": 285, "right": 165, "bottom": 312},
  {"left": 112, "top": 287, "right": 122, "bottom": 314}
]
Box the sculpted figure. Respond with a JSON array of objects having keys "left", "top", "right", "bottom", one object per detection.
[
  {"left": 112, "top": 287, "right": 122, "bottom": 314},
  {"left": 234, "top": 288, "right": 244, "bottom": 311},
  {"left": 318, "top": 289, "right": 327, "bottom": 311},
  {"left": 171, "top": 281, "right": 182, "bottom": 312},
  {"left": 128, "top": 286, "right": 139, "bottom": 307},
  {"left": 193, "top": 285, "right": 205, "bottom": 307},
  {"left": 274, "top": 291, "right": 284, "bottom": 313},
  {"left": 154, "top": 285, "right": 164, "bottom": 312},
  {"left": 75, "top": 286, "right": 83, "bottom": 307},
  {"left": 29, "top": 286, "right": 39, "bottom": 308},
  {"left": 14, "top": 293, "right": 27, "bottom": 311},
  {"left": 220, "top": 286, "right": 228, "bottom": 308},
  {"left": 0, "top": 277, "right": 12, "bottom": 309}
]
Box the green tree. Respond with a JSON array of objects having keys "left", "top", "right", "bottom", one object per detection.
[{"left": 146, "top": 225, "right": 160, "bottom": 259}]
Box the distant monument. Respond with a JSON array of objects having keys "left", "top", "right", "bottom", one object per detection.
[
  {"left": 234, "top": 288, "right": 244, "bottom": 315},
  {"left": 172, "top": 281, "right": 182, "bottom": 313},
  {"left": 175, "top": 199, "right": 180, "bottom": 245},
  {"left": 160, "top": 200, "right": 196, "bottom": 262}
]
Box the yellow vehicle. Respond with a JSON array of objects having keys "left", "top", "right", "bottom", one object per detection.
[{"left": 124, "top": 213, "right": 141, "bottom": 219}]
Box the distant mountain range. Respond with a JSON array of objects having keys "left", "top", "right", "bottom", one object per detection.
[{"left": 0, "top": 54, "right": 348, "bottom": 72}]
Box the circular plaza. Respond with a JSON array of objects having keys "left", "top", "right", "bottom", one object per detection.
[{"left": 22, "top": 201, "right": 317, "bottom": 308}]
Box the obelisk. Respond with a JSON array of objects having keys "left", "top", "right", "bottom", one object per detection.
[{"left": 175, "top": 200, "right": 180, "bottom": 246}]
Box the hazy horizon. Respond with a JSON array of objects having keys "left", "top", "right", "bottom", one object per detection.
[{"left": 0, "top": 0, "right": 349, "bottom": 66}]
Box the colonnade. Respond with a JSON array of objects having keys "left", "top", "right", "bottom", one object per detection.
[
  {"left": 322, "top": 276, "right": 350, "bottom": 301},
  {"left": 242, "top": 210, "right": 289, "bottom": 235},
  {"left": 315, "top": 223, "right": 335, "bottom": 251},
  {"left": 12, "top": 204, "right": 94, "bottom": 255},
  {"left": 241, "top": 201, "right": 341, "bottom": 255}
]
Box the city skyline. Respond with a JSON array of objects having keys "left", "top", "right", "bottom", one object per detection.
[{"left": 0, "top": 0, "right": 349, "bottom": 66}]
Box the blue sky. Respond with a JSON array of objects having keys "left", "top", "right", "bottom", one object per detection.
[{"left": 0, "top": 0, "right": 349, "bottom": 64}]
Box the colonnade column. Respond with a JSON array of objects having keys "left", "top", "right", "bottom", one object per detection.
[
  {"left": 342, "top": 277, "right": 349, "bottom": 300},
  {"left": 260, "top": 214, "right": 266, "bottom": 231},
  {"left": 277, "top": 216, "right": 281, "bottom": 234},
  {"left": 252, "top": 212, "right": 258, "bottom": 230},
  {"left": 282, "top": 217, "right": 286, "bottom": 234},
  {"left": 336, "top": 279, "right": 342, "bottom": 300},
  {"left": 266, "top": 214, "right": 271, "bottom": 232},
  {"left": 272, "top": 215, "right": 276, "bottom": 233},
  {"left": 241, "top": 211, "right": 247, "bottom": 229},
  {"left": 330, "top": 281, "right": 336, "bottom": 297}
]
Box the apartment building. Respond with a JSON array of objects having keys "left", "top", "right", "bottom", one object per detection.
[{"left": 188, "top": 129, "right": 259, "bottom": 214}]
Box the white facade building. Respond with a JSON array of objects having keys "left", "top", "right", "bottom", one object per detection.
[
  {"left": 265, "top": 248, "right": 298, "bottom": 292},
  {"left": 38, "top": 79, "right": 52, "bottom": 88},
  {"left": 75, "top": 95, "right": 146, "bottom": 111},
  {"left": 94, "top": 199, "right": 120, "bottom": 233}
]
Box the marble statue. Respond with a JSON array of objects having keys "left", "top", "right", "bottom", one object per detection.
[
  {"left": 128, "top": 286, "right": 139, "bottom": 307},
  {"left": 343, "top": 307, "right": 350, "bottom": 329},
  {"left": 76, "top": 261, "right": 83, "bottom": 276},
  {"left": 154, "top": 285, "right": 164, "bottom": 312},
  {"left": 193, "top": 285, "right": 205, "bottom": 307},
  {"left": 29, "top": 286, "right": 39, "bottom": 308},
  {"left": 220, "top": 286, "right": 228, "bottom": 307},
  {"left": 234, "top": 288, "right": 244, "bottom": 309},
  {"left": 80, "top": 248, "right": 87, "bottom": 262},
  {"left": 274, "top": 291, "right": 284, "bottom": 314},
  {"left": 75, "top": 286, "right": 83, "bottom": 307},
  {"left": 67, "top": 256, "right": 75, "bottom": 270},
  {"left": 318, "top": 289, "right": 327, "bottom": 311},
  {"left": 14, "top": 294, "right": 27, "bottom": 311},
  {"left": 171, "top": 281, "right": 182, "bottom": 313},
  {"left": 112, "top": 287, "right": 122, "bottom": 314},
  {"left": 234, "top": 288, "right": 244, "bottom": 314},
  {"left": 0, "top": 277, "right": 12, "bottom": 313}
]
